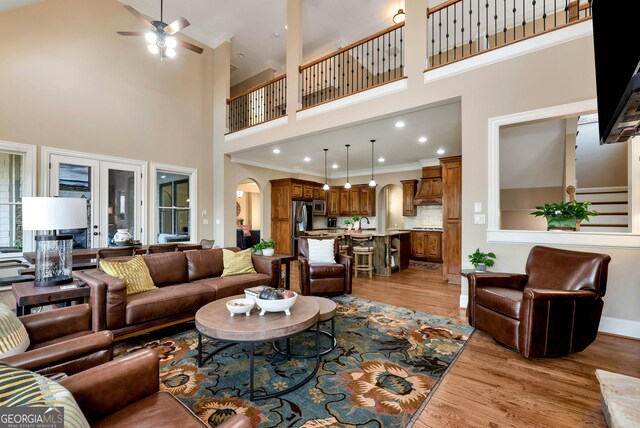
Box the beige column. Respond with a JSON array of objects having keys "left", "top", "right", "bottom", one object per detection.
[
  {"left": 405, "top": 0, "right": 428, "bottom": 89},
  {"left": 286, "top": 0, "right": 302, "bottom": 118},
  {"left": 212, "top": 41, "right": 231, "bottom": 245}
]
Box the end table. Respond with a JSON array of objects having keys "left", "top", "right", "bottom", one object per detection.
[{"left": 12, "top": 281, "right": 91, "bottom": 316}]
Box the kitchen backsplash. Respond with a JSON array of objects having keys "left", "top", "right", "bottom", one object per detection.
[
  {"left": 313, "top": 216, "right": 377, "bottom": 229},
  {"left": 403, "top": 206, "right": 443, "bottom": 229}
]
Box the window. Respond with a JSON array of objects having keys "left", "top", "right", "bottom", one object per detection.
[
  {"left": 151, "top": 164, "right": 197, "bottom": 244},
  {"left": 0, "top": 142, "right": 35, "bottom": 255}
]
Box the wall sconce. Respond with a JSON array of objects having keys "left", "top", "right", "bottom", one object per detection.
[{"left": 236, "top": 190, "right": 244, "bottom": 198}]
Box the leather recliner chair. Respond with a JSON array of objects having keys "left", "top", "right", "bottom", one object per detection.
[
  {"left": 60, "top": 349, "right": 251, "bottom": 428},
  {"left": 3, "top": 304, "right": 113, "bottom": 375},
  {"left": 467, "top": 245, "right": 611, "bottom": 358},
  {"left": 298, "top": 236, "right": 352, "bottom": 296}
]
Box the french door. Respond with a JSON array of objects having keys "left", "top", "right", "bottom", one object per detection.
[{"left": 48, "top": 154, "right": 143, "bottom": 248}]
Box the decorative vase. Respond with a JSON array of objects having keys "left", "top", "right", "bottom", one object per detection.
[
  {"left": 262, "top": 248, "right": 275, "bottom": 256},
  {"left": 546, "top": 216, "right": 579, "bottom": 231},
  {"left": 354, "top": 222, "right": 360, "bottom": 231},
  {"left": 347, "top": 224, "right": 352, "bottom": 231},
  {"left": 475, "top": 263, "right": 487, "bottom": 272},
  {"left": 113, "top": 229, "right": 132, "bottom": 245}
]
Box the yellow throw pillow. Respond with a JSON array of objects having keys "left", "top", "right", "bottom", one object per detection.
[
  {"left": 0, "top": 302, "right": 30, "bottom": 358},
  {"left": 221, "top": 249, "right": 256, "bottom": 277},
  {"left": 100, "top": 255, "right": 157, "bottom": 295}
]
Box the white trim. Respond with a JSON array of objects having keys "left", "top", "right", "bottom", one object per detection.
[
  {"left": 424, "top": 20, "right": 593, "bottom": 84},
  {"left": 599, "top": 317, "right": 640, "bottom": 339},
  {"left": 296, "top": 79, "right": 408, "bottom": 121},
  {"left": 224, "top": 117, "right": 289, "bottom": 143},
  {"left": 41, "top": 147, "right": 147, "bottom": 245},
  {"left": 487, "top": 229, "right": 640, "bottom": 248},
  {"left": 576, "top": 186, "right": 628, "bottom": 194},
  {"left": 0, "top": 140, "right": 37, "bottom": 255},
  {"left": 149, "top": 163, "right": 198, "bottom": 245},
  {"left": 229, "top": 157, "right": 320, "bottom": 177},
  {"left": 420, "top": 158, "right": 441, "bottom": 167},
  {"left": 459, "top": 294, "right": 468, "bottom": 308},
  {"left": 488, "top": 99, "right": 597, "bottom": 231}
]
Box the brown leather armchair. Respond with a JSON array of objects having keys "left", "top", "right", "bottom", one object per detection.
[
  {"left": 2, "top": 304, "right": 113, "bottom": 375},
  {"left": 467, "top": 245, "right": 611, "bottom": 358},
  {"left": 61, "top": 349, "right": 251, "bottom": 428},
  {"left": 298, "top": 236, "right": 353, "bottom": 296}
]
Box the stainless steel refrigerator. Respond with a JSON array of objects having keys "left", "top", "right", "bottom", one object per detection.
[{"left": 291, "top": 201, "right": 313, "bottom": 256}]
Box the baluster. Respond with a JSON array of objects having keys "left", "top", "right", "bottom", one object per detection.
[
  {"left": 493, "top": 0, "right": 497, "bottom": 48},
  {"left": 485, "top": 0, "right": 489, "bottom": 49},
  {"left": 554, "top": 0, "right": 557, "bottom": 27},
  {"left": 522, "top": 0, "right": 526, "bottom": 37},
  {"left": 469, "top": 1, "right": 473, "bottom": 56},
  {"left": 376, "top": 35, "right": 380, "bottom": 85},
  {"left": 446, "top": 7, "right": 450, "bottom": 62},
  {"left": 453, "top": 4, "right": 457, "bottom": 60},
  {"left": 564, "top": 0, "right": 568, "bottom": 23},
  {"left": 503, "top": 0, "right": 507, "bottom": 46},
  {"left": 512, "top": 0, "right": 516, "bottom": 42},
  {"left": 438, "top": 10, "right": 443, "bottom": 65},
  {"left": 387, "top": 31, "right": 391, "bottom": 80},
  {"left": 532, "top": 0, "right": 536, "bottom": 34},
  {"left": 543, "top": 0, "right": 547, "bottom": 30},
  {"left": 400, "top": 25, "right": 404, "bottom": 75},
  {"left": 476, "top": 0, "right": 481, "bottom": 52}
]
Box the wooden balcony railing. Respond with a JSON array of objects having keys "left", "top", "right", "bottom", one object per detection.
[
  {"left": 299, "top": 23, "right": 405, "bottom": 110},
  {"left": 227, "top": 75, "right": 287, "bottom": 134},
  {"left": 426, "top": 0, "right": 592, "bottom": 69}
]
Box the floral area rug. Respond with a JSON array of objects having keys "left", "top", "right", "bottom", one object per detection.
[
  {"left": 114, "top": 295, "right": 474, "bottom": 427},
  {"left": 409, "top": 260, "right": 443, "bottom": 271}
]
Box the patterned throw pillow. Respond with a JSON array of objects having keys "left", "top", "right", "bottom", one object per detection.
[
  {"left": 221, "top": 249, "right": 257, "bottom": 277},
  {"left": 307, "top": 239, "right": 336, "bottom": 264},
  {"left": 100, "top": 255, "right": 157, "bottom": 295},
  {"left": 0, "top": 302, "right": 30, "bottom": 358},
  {"left": 0, "top": 363, "right": 90, "bottom": 427}
]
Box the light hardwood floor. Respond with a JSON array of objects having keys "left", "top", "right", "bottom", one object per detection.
[{"left": 290, "top": 264, "right": 640, "bottom": 427}]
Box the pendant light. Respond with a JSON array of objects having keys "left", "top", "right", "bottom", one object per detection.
[
  {"left": 344, "top": 144, "right": 351, "bottom": 189},
  {"left": 323, "top": 149, "right": 330, "bottom": 191},
  {"left": 369, "top": 139, "right": 376, "bottom": 187},
  {"left": 393, "top": 9, "right": 405, "bottom": 24}
]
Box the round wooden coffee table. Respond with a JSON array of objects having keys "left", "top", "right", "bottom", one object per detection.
[{"left": 195, "top": 295, "right": 320, "bottom": 401}]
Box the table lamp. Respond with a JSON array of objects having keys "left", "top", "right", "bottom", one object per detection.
[{"left": 22, "top": 197, "right": 87, "bottom": 287}]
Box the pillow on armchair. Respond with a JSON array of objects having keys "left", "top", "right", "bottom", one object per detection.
[
  {"left": 0, "top": 302, "right": 29, "bottom": 358},
  {"left": 307, "top": 239, "right": 336, "bottom": 264}
]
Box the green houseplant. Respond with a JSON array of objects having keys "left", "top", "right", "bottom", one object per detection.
[
  {"left": 351, "top": 215, "right": 361, "bottom": 230},
  {"left": 531, "top": 201, "right": 598, "bottom": 231},
  {"left": 343, "top": 219, "right": 353, "bottom": 230},
  {"left": 253, "top": 238, "right": 276, "bottom": 256},
  {"left": 468, "top": 248, "right": 496, "bottom": 272}
]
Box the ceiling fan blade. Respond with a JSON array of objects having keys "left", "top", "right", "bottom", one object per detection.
[
  {"left": 164, "top": 17, "right": 190, "bottom": 35},
  {"left": 117, "top": 31, "right": 146, "bottom": 36},
  {"left": 176, "top": 38, "right": 204, "bottom": 54},
  {"left": 123, "top": 4, "right": 155, "bottom": 30}
]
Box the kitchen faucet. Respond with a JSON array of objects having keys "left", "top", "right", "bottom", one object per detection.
[{"left": 361, "top": 216, "right": 370, "bottom": 225}]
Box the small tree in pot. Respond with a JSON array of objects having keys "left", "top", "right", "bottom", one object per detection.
[{"left": 468, "top": 248, "right": 496, "bottom": 272}]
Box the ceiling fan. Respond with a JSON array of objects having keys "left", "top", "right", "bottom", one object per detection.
[{"left": 117, "top": 0, "right": 204, "bottom": 59}]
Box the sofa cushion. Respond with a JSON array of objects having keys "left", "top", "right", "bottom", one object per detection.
[
  {"left": 475, "top": 286, "right": 523, "bottom": 320},
  {"left": 142, "top": 252, "right": 188, "bottom": 287},
  {"left": 125, "top": 284, "right": 216, "bottom": 325},
  {"left": 221, "top": 249, "right": 256, "bottom": 277},
  {"left": 307, "top": 239, "right": 336, "bottom": 264},
  {"left": 100, "top": 256, "right": 158, "bottom": 296},
  {"left": 195, "top": 274, "right": 272, "bottom": 300},
  {"left": 185, "top": 249, "right": 224, "bottom": 282},
  {"left": 309, "top": 263, "right": 345, "bottom": 279}
]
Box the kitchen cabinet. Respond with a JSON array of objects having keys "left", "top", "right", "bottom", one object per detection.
[
  {"left": 441, "top": 156, "right": 462, "bottom": 283},
  {"left": 411, "top": 231, "right": 442, "bottom": 262},
  {"left": 339, "top": 190, "right": 350, "bottom": 215},
  {"left": 401, "top": 180, "right": 418, "bottom": 216},
  {"left": 292, "top": 183, "right": 303, "bottom": 199},
  {"left": 303, "top": 185, "right": 314, "bottom": 200},
  {"left": 359, "top": 187, "right": 376, "bottom": 216},
  {"left": 327, "top": 188, "right": 340, "bottom": 215},
  {"left": 349, "top": 189, "right": 360, "bottom": 214},
  {"left": 313, "top": 186, "right": 326, "bottom": 200}
]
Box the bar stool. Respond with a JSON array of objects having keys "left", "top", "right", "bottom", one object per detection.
[
  {"left": 338, "top": 234, "right": 349, "bottom": 256},
  {"left": 351, "top": 235, "right": 374, "bottom": 278}
]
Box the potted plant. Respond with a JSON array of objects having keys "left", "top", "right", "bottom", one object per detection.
[
  {"left": 344, "top": 219, "right": 353, "bottom": 230},
  {"left": 251, "top": 240, "right": 264, "bottom": 255},
  {"left": 352, "top": 215, "right": 361, "bottom": 230},
  {"left": 261, "top": 238, "right": 277, "bottom": 256},
  {"left": 531, "top": 201, "right": 598, "bottom": 231},
  {"left": 468, "top": 248, "right": 496, "bottom": 272},
  {"left": 238, "top": 218, "right": 244, "bottom": 226}
]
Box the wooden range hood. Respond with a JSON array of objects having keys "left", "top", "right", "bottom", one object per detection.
[{"left": 413, "top": 166, "right": 442, "bottom": 205}]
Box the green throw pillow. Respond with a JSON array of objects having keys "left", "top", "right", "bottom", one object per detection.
[
  {"left": 221, "top": 249, "right": 256, "bottom": 277},
  {"left": 0, "top": 363, "right": 90, "bottom": 427},
  {"left": 0, "top": 302, "right": 29, "bottom": 358}
]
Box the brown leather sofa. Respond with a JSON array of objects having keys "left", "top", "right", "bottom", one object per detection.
[
  {"left": 75, "top": 248, "right": 280, "bottom": 339},
  {"left": 60, "top": 349, "right": 251, "bottom": 428},
  {"left": 467, "top": 245, "right": 611, "bottom": 358},
  {"left": 298, "top": 237, "right": 353, "bottom": 296},
  {"left": 2, "top": 304, "right": 113, "bottom": 375}
]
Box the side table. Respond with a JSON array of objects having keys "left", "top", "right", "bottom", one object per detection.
[
  {"left": 12, "top": 281, "right": 91, "bottom": 316},
  {"left": 271, "top": 254, "right": 296, "bottom": 290}
]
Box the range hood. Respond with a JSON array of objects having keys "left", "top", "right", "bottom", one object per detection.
[{"left": 413, "top": 166, "right": 442, "bottom": 206}]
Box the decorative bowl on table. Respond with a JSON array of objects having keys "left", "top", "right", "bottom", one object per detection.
[
  {"left": 255, "top": 291, "right": 297, "bottom": 316},
  {"left": 226, "top": 298, "right": 255, "bottom": 317}
]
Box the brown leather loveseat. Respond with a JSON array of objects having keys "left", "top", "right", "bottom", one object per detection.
[{"left": 76, "top": 248, "right": 280, "bottom": 339}]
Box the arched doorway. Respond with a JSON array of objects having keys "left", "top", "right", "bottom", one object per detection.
[
  {"left": 235, "top": 179, "right": 261, "bottom": 249},
  {"left": 377, "top": 184, "right": 403, "bottom": 231}
]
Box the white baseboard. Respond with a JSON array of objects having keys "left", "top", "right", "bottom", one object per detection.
[
  {"left": 459, "top": 294, "right": 468, "bottom": 308},
  {"left": 599, "top": 317, "right": 640, "bottom": 339}
]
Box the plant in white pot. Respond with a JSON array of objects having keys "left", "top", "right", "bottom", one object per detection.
[
  {"left": 352, "top": 215, "right": 361, "bottom": 230},
  {"left": 344, "top": 219, "right": 353, "bottom": 230},
  {"left": 468, "top": 248, "right": 496, "bottom": 272},
  {"left": 260, "top": 238, "right": 277, "bottom": 256}
]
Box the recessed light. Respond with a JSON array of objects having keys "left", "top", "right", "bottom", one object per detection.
[
  {"left": 437, "top": 148, "right": 445, "bottom": 155},
  {"left": 395, "top": 121, "right": 405, "bottom": 128},
  {"left": 272, "top": 148, "right": 280, "bottom": 154},
  {"left": 160, "top": 175, "right": 166, "bottom": 179},
  {"left": 418, "top": 137, "right": 427, "bottom": 143},
  {"left": 378, "top": 157, "right": 385, "bottom": 163},
  {"left": 332, "top": 163, "right": 338, "bottom": 169},
  {"left": 304, "top": 157, "right": 311, "bottom": 162}
]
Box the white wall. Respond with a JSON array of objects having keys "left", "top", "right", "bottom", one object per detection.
[{"left": 576, "top": 122, "right": 627, "bottom": 188}]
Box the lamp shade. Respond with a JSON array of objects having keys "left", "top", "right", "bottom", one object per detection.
[{"left": 22, "top": 197, "right": 87, "bottom": 231}]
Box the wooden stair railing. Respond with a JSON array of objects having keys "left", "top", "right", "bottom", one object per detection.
[{"left": 226, "top": 74, "right": 287, "bottom": 134}]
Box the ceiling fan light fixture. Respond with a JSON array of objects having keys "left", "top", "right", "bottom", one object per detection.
[
  {"left": 145, "top": 32, "right": 157, "bottom": 44},
  {"left": 166, "top": 48, "right": 177, "bottom": 58},
  {"left": 166, "top": 36, "right": 177, "bottom": 49},
  {"left": 147, "top": 44, "right": 159, "bottom": 54}
]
